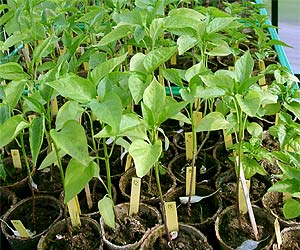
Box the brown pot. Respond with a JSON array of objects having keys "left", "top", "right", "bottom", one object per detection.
[
  {"left": 100, "top": 202, "right": 162, "bottom": 250},
  {"left": 262, "top": 191, "right": 300, "bottom": 228},
  {"left": 140, "top": 223, "right": 213, "bottom": 249},
  {"left": 37, "top": 217, "right": 103, "bottom": 250},
  {"left": 272, "top": 226, "right": 300, "bottom": 250},
  {"left": 215, "top": 205, "right": 275, "bottom": 250},
  {"left": 119, "top": 167, "right": 176, "bottom": 205}
]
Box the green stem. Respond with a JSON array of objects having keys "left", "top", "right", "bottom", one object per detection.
[{"left": 103, "top": 138, "right": 112, "bottom": 198}]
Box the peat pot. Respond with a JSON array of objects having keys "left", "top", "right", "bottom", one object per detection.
[
  {"left": 37, "top": 217, "right": 103, "bottom": 250},
  {"left": 1, "top": 195, "right": 62, "bottom": 250},
  {"left": 272, "top": 226, "right": 300, "bottom": 250}
]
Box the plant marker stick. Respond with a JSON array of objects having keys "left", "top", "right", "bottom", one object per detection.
[
  {"left": 275, "top": 113, "right": 279, "bottom": 126},
  {"left": 85, "top": 183, "right": 93, "bottom": 210},
  {"left": 164, "top": 202, "right": 179, "bottom": 232},
  {"left": 274, "top": 218, "right": 282, "bottom": 249},
  {"left": 192, "top": 111, "right": 202, "bottom": 128},
  {"left": 67, "top": 195, "right": 81, "bottom": 228},
  {"left": 11, "top": 220, "right": 30, "bottom": 238},
  {"left": 223, "top": 129, "right": 233, "bottom": 149},
  {"left": 125, "top": 154, "right": 132, "bottom": 172},
  {"left": 185, "top": 132, "right": 194, "bottom": 160},
  {"left": 238, "top": 179, "right": 250, "bottom": 214},
  {"left": 186, "top": 166, "right": 196, "bottom": 196},
  {"left": 11, "top": 149, "right": 22, "bottom": 169},
  {"left": 127, "top": 45, "right": 133, "bottom": 55},
  {"left": 129, "top": 177, "right": 141, "bottom": 216},
  {"left": 51, "top": 97, "right": 58, "bottom": 118},
  {"left": 170, "top": 53, "right": 177, "bottom": 65},
  {"left": 238, "top": 157, "right": 259, "bottom": 240}
]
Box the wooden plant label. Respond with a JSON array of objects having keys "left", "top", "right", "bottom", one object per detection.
[
  {"left": 164, "top": 202, "right": 179, "bottom": 232},
  {"left": 59, "top": 46, "right": 66, "bottom": 55},
  {"left": 129, "top": 177, "right": 141, "bottom": 216},
  {"left": 228, "top": 66, "right": 235, "bottom": 71},
  {"left": 238, "top": 179, "right": 251, "bottom": 214},
  {"left": 185, "top": 132, "right": 194, "bottom": 160},
  {"left": 83, "top": 62, "right": 89, "bottom": 71},
  {"left": 275, "top": 113, "right": 279, "bottom": 126},
  {"left": 51, "top": 97, "right": 58, "bottom": 117},
  {"left": 85, "top": 183, "right": 93, "bottom": 210},
  {"left": 223, "top": 129, "right": 233, "bottom": 149},
  {"left": 11, "top": 149, "right": 22, "bottom": 169},
  {"left": 186, "top": 166, "right": 196, "bottom": 196},
  {"left": 125, "top": 154, "right": 132, "bottom": 172},
  {"left": 274, "top": 218, "right": 282, "bottom": 249},
  {"left": 170, "top": 54, "right": 177, "bottom": 65},
  {"left": 11, "top": 220, "right": 30, "bottom": 238},
  {"left": 67, "top": 195, "right": 81, "bottom": 228},
  {"left": 192, "top": 111, "right": 202, "bottom": 128},
  {"left": 127, "top": 45, "right": 133, "bottom": 55}
]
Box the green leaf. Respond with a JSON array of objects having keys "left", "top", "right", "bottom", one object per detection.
[
  {"left": 89, "top": 92, "right": 122, "bottom": 133},
  {"left": 277, "top": 161, "right": 300, "bottom": 180},
  {"left": 206, "top": 17, "right": 235, "bottom": 34},
  {"left": 162, "top": 68, "right": 184, "bottom": 87},
  {"left": 64, "top": 159, "right": 97, "bottom": 204},
  {"left": 143, "top": 78, "right": 165, "bottom": 121},
  {"left": 243, "top": 157, "right": 267, "bottom": 179},
  {"left": 195, "top": 85, "right": 226, "bottom": 99},
  {"left": 206, "top": 41, "right": 232, "bottom": 57},
  {"left": 247, "top": 122, "right": 263, "bottom": 138},
  {"left": 128, "top": 73, "right": 148, "bottom": 104},
  {"left": 129, "top": 53, "right": 147, "bottom": 73},
  {"left": 38, "top": 148, "right": 66, "bottom": 170},
  {"left": 283, "top": 198, "right": 300, "bottom": 219},
  {"left": 185, "top": 62, "right": 206, "bottom": 83},
  {"left": 283, "top": 102, "right": 300, "bottom": 120},
  {"left": 196, "top": 112, "right": 230, "bottom": 132},
  {"left": 177, "top": 35, "right": 197, "bottom": 55},
  {"left": 0, "top": 115, "right": 29, "bottom": 148},
  {"left": 0, "top": 62, "right": 30, "bottom": 80},
  {"left": 0, "top": 103, "right": 9, "bottom": 125},
  {"left": 47, "top": 73, "right": 96, "bottom": 103},
  {"left": 143, "top": 46, "right": 177, "bottom": 73},
  {"left": 98, "top": 24, "right": 133, "bottom": 46},
  {"left": 0, "top": 154, "right": 6, "bottom": 181},
  {"left": 157, "top": 98, "right": 187, "bottom": 125},
  {"left": 200, "top": 72, "right": 235, "bottom": 93},
  {"left": 98, "top": 196, "right": 115, "bottom": 229},
  {"left": 90, "top": 53, "right": 127, "bottom": 85},
  {"left": 235, "top": 51, "right": 254, "bottom": 82},
  {"left": 268, "top": 179, "right": 300, "bottom": 194},
  {"left": 29, "top": 116, "right": 45, "bottom": 167},
  {"left": 23, "top": 95, "right": 46, "bottom": 114},
  {"left": 3, "top": 80, "right": 25, "bottom": 110},
  {"left": 150, "top": 18, "right": 165, "bottom": 43},
  {"left": 236, "top": 90, "right": 261, "bottom": 117},
  {"left": 50, "top": 120, "right": 91, "bottom": 166},
  {"left": 55, "top": 101, "right": 84, "bottom": 130},
  {"left": 129, "top": 139, "right": 162, "bottom": 177}
]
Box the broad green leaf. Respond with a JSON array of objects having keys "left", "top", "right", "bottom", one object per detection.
[
  {"left": 268, "top": 179, "right": 300, "bottom": 194},
  {"left": 162, "top": 68, "right": 183, "bottom": 87},
  {"left": 196, "top": 112, "right": 230, "bottom": 132},
  {"left": 0, "top": 103, "right": 9, "bottom": 125},
  {"left": 55, "top": 101, "right": 84, "bottom": 130},
  {"left": 277, "top": 161, "right": 300, "bottom": 180},
  {"left": 247, "top": 122, "right": 263, "bottom": 138},
  {"left": 206, "top": 17, "right": 235, "bottom": 34},
  {"left": 236, "top": 90, "right": 261, "bottom": 117},
  {"left": 200, "top": 73, "right": 235, "bottom": 93},
  {"left": 243, "top": 157, "right": 267, "bottom": 179},
  {"left": 185, "top": 62, "right": 206, "bottom": 83},
  {"left": 0, "top": 154, "right": 6, "bottom": 181},
  {"left": 64, "top": 159, "right": 98, "bottom": 204},
  {"left": 0, "top": 115, "right": 29, "bottom": 148},
  {"left": 206, "top": 41, "right": 232, "bottom": 56},
  {"left": 195, "top": 86, "right": 226, "bottom": 99},
  {"left": 177, "top": 35, "right": 197, "bottom": 55},
  {"left": 157, "top": 98, "right": 187, "bottom": 125},
  {"left": 143, "top": 78, "right": 165, "bottom": 122},
  {"left": 128, "top": 73, "right": 148, "bottom": 104},
  {"left": 170, "top": 112, "right": 191, "bottom": 125},
  {"left": 90, "top": 53, "right": 127, "bottom": 85},
  {"left": 29, "top": 116, "right": 45, "bottom": 167},
  {"left": 98, "top": 24, "right": 133, "bottom": 46},
  {"left": 129, "top": 53, "right": 146, "bottom": 73},
  {"left": 50, "top": 120, "right": 91, "bottom": 166},
  {"left": 283, "top": 198, "right": 300, "bottom": 219},
  {"left": 168, "top": 8, "right": 206, "bottom": 21},
  {"left": 0, "top": 62, "right": 30, "bottom": 80},
  {"left": 283, "top": 102, "right": 300, "bottom": 120},
  {"left": 98, "top": 196, "right": 115, "bottom": 229},
  {"left": 150, "top": 18, "right": 165, "bottom": 43},
  {"left": 89, "top": 92, "right": 122, "bottom": 133},
  {"left": 32, "top": 35, "right": 58, "bottom": 66},
  {"left": 3, "top": 80, "right": 25, "bottom": 110},
  {"left": 129, "top": 139, "right": 162, "bottom": 177},
  {"left": 94, "top": 113, "right": 145, "bottom": 138},
  {"left": 143, "top": 46, "right": 177, "bottom": 73},
  {"left": 38, "top": 148, "right": 66, "bottom": 170},
  {"left": 23, "top": 95, "right": 46, "bottom": 114},
  {"left": 1, "top": 33, "right": 26, "bottom": 50},
  {"left": 47, "top": 73, "right": 96, "bottom": 103},
  {"left": 141, "top": 101, "right": 155, "bottom": 128},
  {"left": 235, "top": 51, "right": 254, "bottom": 82}
]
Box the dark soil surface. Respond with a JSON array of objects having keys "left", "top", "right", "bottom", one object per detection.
[
  {"left": 104, "top": 209, "right": 159, "bottom": 246},
  {"left": 0, "top": 159, "right": 28, "bottom": 186},
  {"left": 219, "top": 206, "right": 274, "bottom": 249},
  {"left": 45, "top": 222, "right": 101, "bottom": 250},
  {"left": 279, "top": 228, "right": 300, "bottom": 250}
]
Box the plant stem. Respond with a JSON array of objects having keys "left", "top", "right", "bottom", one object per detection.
[{"left": 103, "top": 138, "right": 112, "bottom": 198}]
